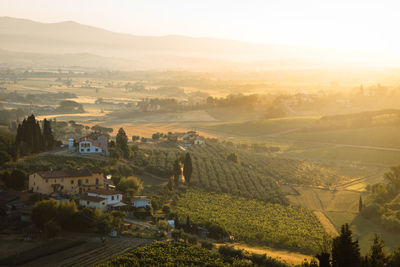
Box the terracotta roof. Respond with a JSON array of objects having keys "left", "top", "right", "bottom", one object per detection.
[
  {"left": 80, "top": 195, "right": 106, "bottom": 203},
  {"left": 87, "top": 188, "right": 121, "bottom": 196},
  {"left": 37, "top": 169, "right": 95, "bottom": 179}
]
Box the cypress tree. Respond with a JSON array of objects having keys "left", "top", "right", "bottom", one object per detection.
[
  {"left": 359, "top": 196, "right": 363, "bottom": 213},
  {"left": 332, "top": 224, "right": 361, "bottom": 267},
  {"left": 116, "top": 127, "right": 129, "bottom": 158},
  {"left": 173, "top": 159, "right": 182, "bottom": 185},
  {"left": 42, "top": 119, "right": 55, "bottom": 150},
  {"left": 183, "top": 152, "right": 193, "bottom": 184},
  {"left": 364, "top": 234, "right": 387, "bottom": 267}
]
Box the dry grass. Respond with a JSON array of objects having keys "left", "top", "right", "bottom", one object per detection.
[{"left": 218, "top": 243, "right": 314, "bottom": 265}]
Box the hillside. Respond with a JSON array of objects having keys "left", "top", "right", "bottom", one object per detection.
[{"left": 0, "top": 17, "right": 391, "bottom": 70}]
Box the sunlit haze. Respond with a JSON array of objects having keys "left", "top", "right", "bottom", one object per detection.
[{"left": 1, "top": 0, "right": 400, "bottom": 51}]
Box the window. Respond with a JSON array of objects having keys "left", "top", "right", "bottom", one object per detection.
[
  {"left": 95, "top": 148, "right": 98, "bottom": 152},
  {"left": 81, "top": 149, "right": 84, "bottom": 152},
  {"left": 86, "top": 179, "right": 88, "bottom": 183},
  {"left": 102, "top": 202, "right": 105, "bottom": 205},
  {"left": 78, "top": 180, "right": 82, "bottom": 186},
  {"left": 71, "top": 180, "right": 74, "bottom": 184},
  {"left": 117, "top": 195, "right": 119, "bottom": 199},
  {"left": 45, "top": 179, "right": 48, "bottom": 183},
  {"left": 61, "top": 186, "right": 64, "bottom": 190},
  {"left": 54, "top": 179, "right": 56, "bottom": 183},
  {"left": 86, "top": 148, "right": 90, "bottom": 152},
  {"left": 96, "top": 179, "right": 99, "bottom": 185},
  {"left": 87, "top": 201, "right": 89, "bottom": 205},
  {"left": 37, "top": 186, "right": 39, "bottom": 190},
  {"left": 112, "top": 196, "right": 114, "bottom": 200}
]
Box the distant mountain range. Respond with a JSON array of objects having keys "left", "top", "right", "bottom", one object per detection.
[{"left": 0, "top": 17, "right": 396, "bottom": 70}]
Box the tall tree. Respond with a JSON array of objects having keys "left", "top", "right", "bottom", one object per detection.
[
  {"left": 173, "top": 159, "right": 182, "bottom": 185},
  {"left": 15, "top": 114, "right": 44, "bottom": 155},
  {"left": 116, "top": 127, "right": 129, "bottom": 158},
  {"left": 332, "top": 223, "right": 361, "bottom": 267},
  {"left": 364, "top": 234, "right": 387, "bottom": 267},
  {"left": 42, "top": 119, "right": 55, "bottom": 150},
  {"left": 332, "top": 224, "right": 361, "bottom": 267},
  {"left": 359, "top": 196, "right": 363, "bottom": 213},
  {"left": 183, "top": 152, "right": 193, "bottom": 184}
]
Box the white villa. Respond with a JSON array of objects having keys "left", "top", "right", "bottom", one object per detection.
[
  {"left": 78, "top": 133, "right": 109, "bottom": 156},
  {"left": 87, "top": 188, "right": 126, "bottom": 209},
  {"left": 79, "top": 195, "right": 107, "bottom": 212}
]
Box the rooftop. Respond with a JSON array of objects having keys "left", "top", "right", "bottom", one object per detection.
[
  {"left": 132, "top": 196, "right": 150, "bottom": 202},
  {"left": 36, "top": 168, "right": 97, "bottom": 179},
  {"left": 80, "top": 195, "right": 106, "bottom": 203},
  {"left": 87, "top": 188, "right": 122, "bottom": 196}
]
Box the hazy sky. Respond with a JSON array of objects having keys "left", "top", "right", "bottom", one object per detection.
[{"left": 1, "top": 0, "right": 399, "bottom": 50}]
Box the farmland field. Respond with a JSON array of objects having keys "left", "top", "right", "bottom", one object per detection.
[
  {"left": 173, "top": 189, "right": 329, "bottom": 254},
  {"left": 286, "top": 186, "right": 368, "bottom": 212},
  {"left": 203, "top": 116, "right": 319, "bottom": 137},
  {"left": 98, "top": 241, "right": 233, "bottom": 266}
]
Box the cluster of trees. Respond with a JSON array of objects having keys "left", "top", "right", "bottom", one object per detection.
[
  {"left": 0, "top": 169, "right": 27, "bottom": 190},
  {"left": 31, "top": 199, "right": 125, "bottom": 238},
  {"left": 55, "top": 100, "right": 84, "bottom": 114},
  {"left": 300, "top": 224, "right": 400, "bottom": 267},
  {"left": 206, "top": 94, "right": 260, "bottom": 111},
  {"left": 0, "top": 129, "right": 16, "bottom": 165},
  {"left": 361, "top": 165, "right": 400, "bottom": 232},
  {"left": 0, "top": 108, "right": 28, "bottom": 126},
  {"left": 116, "top": 176, "right": 143, "bottom": 199},
  {"left": 15, "top": 115, "right": 56, "bottom": 156}
]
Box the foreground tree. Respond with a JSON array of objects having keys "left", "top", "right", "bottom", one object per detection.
[
  {"left": 332, "top": 224, "right": 361, "bottom": 267},
  {"left": 363, "top": 234, "right": 387, "bottom": 267}
]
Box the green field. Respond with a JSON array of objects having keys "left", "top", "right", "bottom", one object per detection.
[
  {"left": 98, "top": 242, "right": 232, "bottom": 266},
  {"left": 279, "top": 126, "right": 400, "bottom": 149},
  {"left": 203, "top": 116, "right": 318, "bottom": 137},
  {"left": 283, "top": 144, "right": 400, "bottom": 166},
  {"left": 173, "top": 189, "right": 329, "bottom": 254}
]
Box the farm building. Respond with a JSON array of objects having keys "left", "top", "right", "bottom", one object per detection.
[
  {"left": 132, "top": 196, "right": 151, "bottom": 208},
  {"left": 29, "top": 169, "right": 104, "bottom": 195},
  {"left": 79, "top": 195, "right": 107, "bottom": 212},
  {"left": 78, "top": 133, "right": 109, "bottom": 156},
  {"left": 87, "top": 188, "right": 126, "bottom": 210}
]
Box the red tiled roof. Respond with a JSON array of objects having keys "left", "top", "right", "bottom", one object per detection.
[
  {"left": 87, "top": 188, "right": 121, "bottom": 196},
  {"left": 80, "top": 195, "right": 106, "bottom": 203},
  {"left": 37, "top": 169, "right": 95, "bottom": 179}
]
